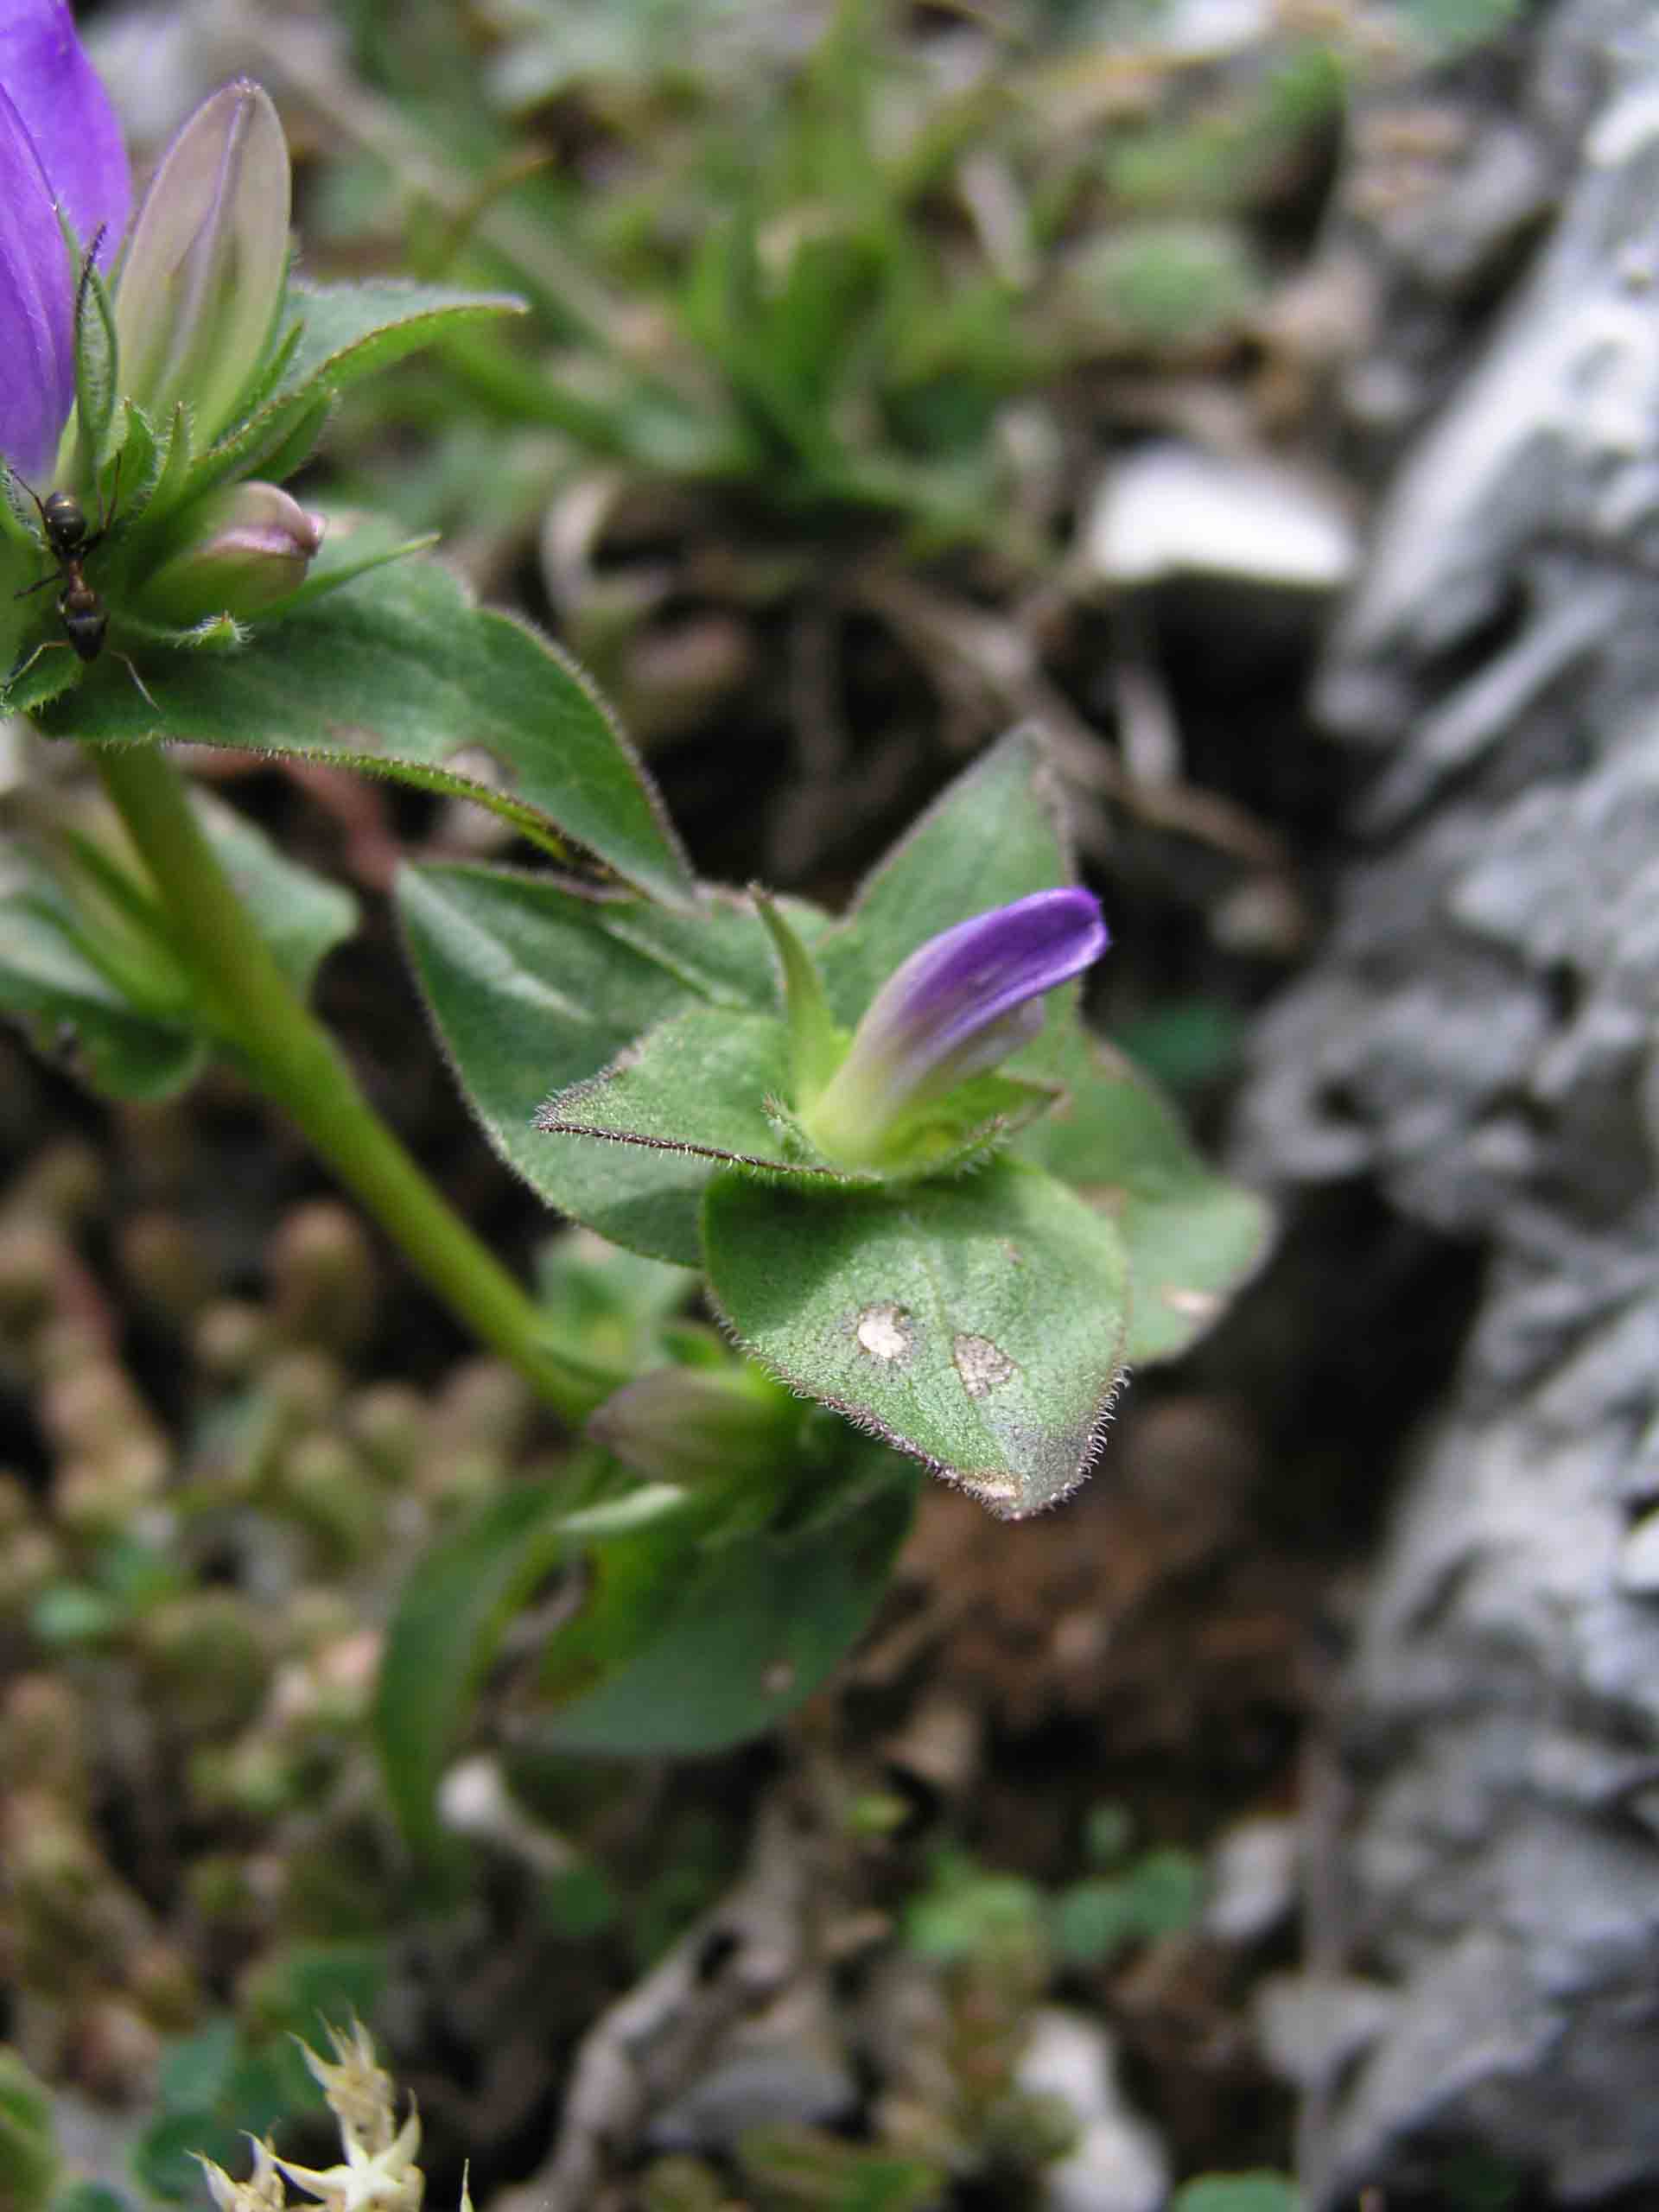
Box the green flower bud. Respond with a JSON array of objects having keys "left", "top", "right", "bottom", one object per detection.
[
  {"left": 138, "top": 483, "right": 325, "bottom": 626},
  {"left": 113, "top": 79, "right": 289, "bottom": 444},
  {"left": 588, "top": 1363, "right": 801, "bottom": 1489}
]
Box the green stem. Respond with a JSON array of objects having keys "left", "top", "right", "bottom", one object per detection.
[{"left": 92, "top": 740, "right": 622, "bottom": 1426}]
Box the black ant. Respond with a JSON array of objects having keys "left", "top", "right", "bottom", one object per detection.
[
  {"left": 5, "top": 225, "right": 157, "bottom": 709},
  {"left": 7, "top": 453, "right": 158, "bottom": 709},
  {"left": 10, "top": 223, "right": 115, "bottom": 661},
  {"left": 12, "top": 469, "right": 113, "bottom": 663}
]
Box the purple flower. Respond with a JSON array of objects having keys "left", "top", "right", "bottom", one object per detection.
[
  {"left": 804, "top": 887, "right": 1109, "bottom": 1167},
  {"left": 0, "top": 0, "right": 130, "bottom": 479}
]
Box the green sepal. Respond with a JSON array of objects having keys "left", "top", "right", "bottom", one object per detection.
[
  {"left": 65, "top": 212, "right": 118, "bottom": 467},
  {"left": 815, "top": 722, "right": 1073, "bottom": 1023},
  {"left": 36, "top": 556, "right": 696, "bottom": 908},
  {"left": 1014, "top": 1020, "right": 1273, "bottom": 1363},
  {"left": 752, "top": 885, "right": 842, "bottom": 1103},
  {"left": 703, "top": 1156, "right": 1131, "bottom": 1516},
  {"left": 2, "top": 640, "right": 85, "bottom": 718},
  {"left": 537, "top": 1002, "right": 1058, "bottom": 1191}
]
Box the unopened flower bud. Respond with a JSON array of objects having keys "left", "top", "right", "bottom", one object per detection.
[
  {"left": 139, "top": 483, "right": 324, "bottom": 626},
  {"left": 804, "top": 889, "right": 1109, "bottom": 1170},
  {"left": 113, "top": 79, "right": 289, "bottom": 444},
  {"left": 588, "top": 1363, "right": 799, "bottom": 1488}
]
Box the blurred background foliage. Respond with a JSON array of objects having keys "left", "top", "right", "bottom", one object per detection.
[{"left": 3, "top": 0, "right": 1531, "bottom": 2204}]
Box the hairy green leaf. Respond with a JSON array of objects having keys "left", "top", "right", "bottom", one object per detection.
[
  {"left": 537, "top": 1002, "right": 1050, "bottom": 1187},
  {"left": 704, "top": 1159, "right": 1129, "bottom": 1516},
  {"left": 399, "top": 865, "right": 826, "bottom": 1262},
  {"left": 41, "top": 558, "right": 695, "bottom": 906},
  {"left": 816, "top": 723, "right": 1072, "bottom": 1022},
  {"left": 373, "top": 1478, "right": 683, "bottom": 1855},
  {"left": 534, "top": 1448, "right": 917, "bottom": 1755}
]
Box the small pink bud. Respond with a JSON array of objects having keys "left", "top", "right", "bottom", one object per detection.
[{"left": 138, "top": 482, "right": 323, "bottom": 624}]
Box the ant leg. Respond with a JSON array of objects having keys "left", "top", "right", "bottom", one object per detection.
[
  {"left": 3, "top": 636, "right": 69, "bottom": 696},
  {"left": 116, "top": 653, "right": 161, "bottom": 715},
  {"left": 13, "top": 570, "right": 60, "bottom": 601}
]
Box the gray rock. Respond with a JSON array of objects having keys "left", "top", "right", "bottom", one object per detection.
[
  {"left": 1618, "top": 1506, "right": 1659, "bottom": 1594},
  {"left": 1235, "top": 2, "right": 1659, "bottom": 2200},
  {"left": 1254, "top": 1974, "right": 1400, "bottom": 2093},
  {"left": 1205, "top": 1816, "right": 1302, "bottom": 1947},
  {"left": 1014, "top": 2008, "right": 1170, "bottom": 2212}
]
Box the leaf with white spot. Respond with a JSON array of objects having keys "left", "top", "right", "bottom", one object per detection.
[{"left": 703, "top": 1158, "right": 1131, "bottom": 1516}]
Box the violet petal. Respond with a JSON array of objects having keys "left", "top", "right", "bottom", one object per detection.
[
  {"left": 805, "top": 887, "right": 1108, "bottom": 1166},
  {"left": 0, "top": 0, "right": 130, "bottom": 264},
  {"left": 0, "top": 83, "right": 69, "bottom": 478},
  {"left": 855, "top": 887, "right": 1108, "bottom": 1096}
]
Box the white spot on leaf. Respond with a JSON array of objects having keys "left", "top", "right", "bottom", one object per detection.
[
  {"left": 855, "top": 1303, "right": 914, "bottom": 1362},
  {"left": 953, "top": 1332, "right": 1018, "bottom": 1399}
]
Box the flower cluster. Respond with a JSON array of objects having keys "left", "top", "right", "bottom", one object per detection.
[
  {"left": 199, "top": 2021, "right": 470, "bottom": 2212},
  {"left": 1, "top": 1, "right": 324, "bottom": 680}
]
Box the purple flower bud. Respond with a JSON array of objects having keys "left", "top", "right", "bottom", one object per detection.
[
  {"left": 112, "top": 79, "right": 289, "bottom": 446},
  {"left": 0, "top": 0, "right": 130, "bottom": 479},
  {"left": 805, "top": 888, "right": 1108, "bottom": 1167},
  {"left": 137, "top": 481, "right": 324, "bottom": 624}
]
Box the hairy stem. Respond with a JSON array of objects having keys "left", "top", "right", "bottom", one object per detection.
[{"left": 92, "top": 740, "right": 622, "bottom": 1426}]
